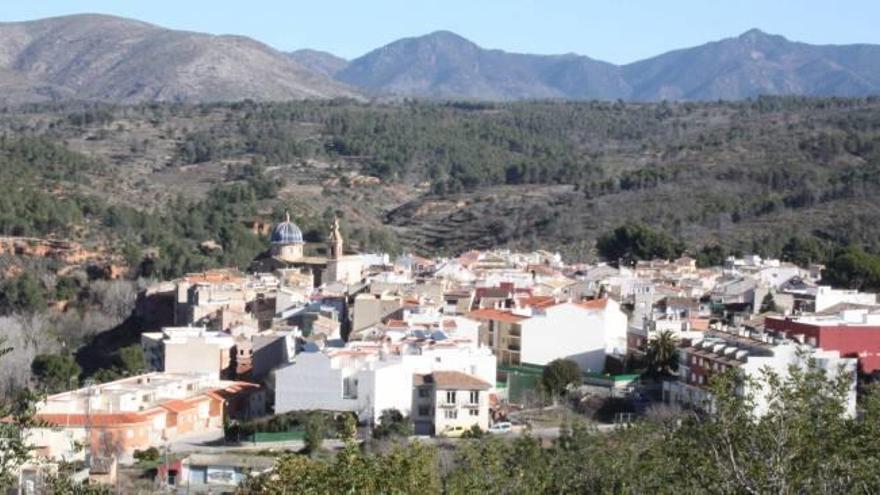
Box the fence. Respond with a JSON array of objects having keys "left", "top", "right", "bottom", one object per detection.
[
  {"left": 245, "top": 429, "right": 306, "bottom": 443},
  {"left": 498, "top": 363, "right": 545, "bottom": 404}
]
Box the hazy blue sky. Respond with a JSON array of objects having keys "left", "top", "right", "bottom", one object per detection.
[{"left": 3, "top": 1, "right": 878, "bottom": 62}]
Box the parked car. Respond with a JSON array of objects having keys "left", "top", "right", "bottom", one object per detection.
[
  {"left": 439, "top": 425, "right": 467, "bottom": 438},
  {"left": 488, "top": 422, "right": 512, "bottom": 434}
]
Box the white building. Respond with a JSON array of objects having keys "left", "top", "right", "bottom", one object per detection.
[
  {"left": 814, "top": 286, "right": 877, "bottom": 312},
  {"left": 273, "top": 341, "right": 496, "bottom": 424},
  {"left": 467, "top": 299, "right": 628, "bottom": 373},
  {"left": 141, "top": 327, "right": 235, "bottom": 379},
  {"left": 754, "top": 264, "right": 804, "bottom": 289},
  {"left": 664, "top": 330, "right": 857, "bottom": 418},
  {"left": 413, "top": 371, "right": 491, "bottom": 436},
  {"left": 523, "top": 301, "right": 627, "bottom": 367}
]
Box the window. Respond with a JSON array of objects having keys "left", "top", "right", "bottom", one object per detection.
[
  {"left": 444, "top": 409, "right": 457, "bottom": 419},
  {"left": 343, "top": 377, "right": 358, "bottom": 399},
  {"left": 445, "top": 391, "right": 457, "bottom": 404},
  {"left": 418, "top": 406, "right": 431, "bottom": 417},
  {"left": 469, "top": 409, "right": 479, "bottom": 417},
  {"left": 418, "top": 387, "right": 429, "bottom": 398},
  {"left": 469, "top": 391, "right": 479, "bottom": 404}
]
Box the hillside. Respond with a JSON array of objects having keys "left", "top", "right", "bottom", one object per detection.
[
  {"left": 0, "top": 14, "right": 361, "bottom": 104},
  {"left": 288, "top": 49, "right": 349, "bottom": 78},
  {"left": 2, "top": 97, "right": 880, "bottom": 268}
]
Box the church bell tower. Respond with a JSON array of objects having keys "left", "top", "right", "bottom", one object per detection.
[{"left": 328, "top": 217, "right": 343, "bottom": 259}]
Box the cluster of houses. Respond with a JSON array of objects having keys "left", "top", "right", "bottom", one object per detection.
[{"left": 21, "top": 213, "right": 880, "bottom": 488}]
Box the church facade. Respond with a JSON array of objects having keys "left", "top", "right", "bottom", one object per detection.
[{"left": 251, "top": 213, "right": 363, "bottom": 287}]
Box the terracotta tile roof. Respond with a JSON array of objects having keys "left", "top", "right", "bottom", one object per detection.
[
  {"left": 477, "top": 287, "right": 513, "bottom": 298},
  {"left": 206, "top": 382, "right": 259, "bottom": 401},
  {"left": 430, "top": 371, "right": 492, "bottom": 390},
  {"left": 160, "top": 398, "right": 202, "bottom": 414},
  {"left": 181, "top": 269, "right": 244, "bottom": 285},
  {"left": 456, "top": 251, "right": 481, "bottom": 266},
  {"left": 689, "top": 317, "right": 711, "bottom": 331},
  {"left": 517, "top": 295, "right": 556, "bottom": 309},
  {"left": 37, "top": 412, "right": 150, "bottom": 427},
  {"left": 466, "top": 308, "right": 528, "bottom": 323},
  {"left": 204, "top": 391, "right": 226, "bottom": 402},
  {"left": 576, "top": 299, "right": 609, "bottom": 310}
]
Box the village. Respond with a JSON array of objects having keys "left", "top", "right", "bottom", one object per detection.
[{"left": 15, "top": 212, "right": 878, "bottom": 491}]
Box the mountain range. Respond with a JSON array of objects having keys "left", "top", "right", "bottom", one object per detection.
[
  {"left": 300, "top": 29, "right": 880, "bottom": 101},
  {"left": 0, "top": 14, "right": 359, "bottom": 104},
  {"left": 2, "top": 14, "right": 880, "bottom": 103}
]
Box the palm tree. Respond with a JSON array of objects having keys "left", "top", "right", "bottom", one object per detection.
[{"left": 646, "top": 330, "right": 679, "bottom": 377}]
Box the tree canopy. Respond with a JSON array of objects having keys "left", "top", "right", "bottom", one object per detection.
[
  {"left": 822, "top": 246, "right": 880, "bottom": 291},
  {"left": 646, "top": 330, "right": 680, "bottom": 377},
  {"left": 373, "top": 409, "right": 413, "bottom": 439},
  {"left": 0, "top": 273, "right": 47, "bottom": 315},
  {"left": 541, "top": 359, "right": 583, "bottom": 397},
  {"left": 596, "top": 223, "right": 685, "bottom": 265},
  {"left": 31, "top": 353, "right": 80, "bottom": 393},
  {"left": 239, "top": 358, "right": 880, "bottom": 494}
]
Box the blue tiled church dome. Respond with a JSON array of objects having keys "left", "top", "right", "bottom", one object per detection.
[{"left": 271, "top": 213, "right": 304, "bottom": 245}]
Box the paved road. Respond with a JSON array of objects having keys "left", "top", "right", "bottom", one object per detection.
[
  {"left": 169, "top": 429, "right": 357, "bottom": 454},
  {"left": 167, "top": 422, "right": 621, "bottom": 454}
]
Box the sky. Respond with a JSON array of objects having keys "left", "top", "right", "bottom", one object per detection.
[{"left": 3, "top": 0, "right": 879, "bottom": 63}]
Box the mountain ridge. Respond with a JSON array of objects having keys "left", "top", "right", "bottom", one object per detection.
[
  {"left": 287, "top": 49, "right": 349, "bottom": 78},
  {"left": 334, "top": 28, "right": 880, "bottom": 100},
  {"left": 2, "top": 14, "right": 880, "bottom": 103},
  {"left": 0, "top": 13, "right": 361, "bottom": 104}
]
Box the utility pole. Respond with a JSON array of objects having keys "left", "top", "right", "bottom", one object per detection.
[
  {"left": 83, "top": 378, "right": 95, "bottom": 472},
  {"left": 162, "top": 436, "right": 169, "bottom": 492}
]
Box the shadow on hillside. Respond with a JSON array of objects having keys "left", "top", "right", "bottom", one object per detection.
[{"left": 75, "top": 314, "right": 146, "bottom": 376}]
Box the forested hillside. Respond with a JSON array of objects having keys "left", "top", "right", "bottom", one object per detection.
[{"left": 3, "top": 97, "right": 880, "bottom": 273}]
